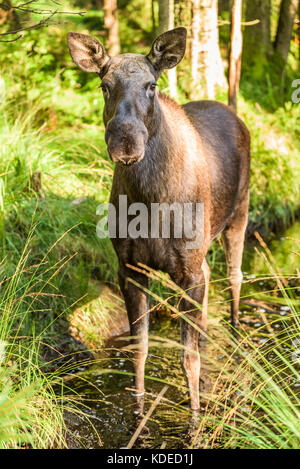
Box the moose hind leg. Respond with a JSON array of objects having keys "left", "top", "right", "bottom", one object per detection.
[
  {"left": 222, "top": 194, "right": 249, "bottom": 329},
  {"left": 118, "top": 266, "right": 149, "bottom": 395},
  {"left": 201, "top": 258, "right": 210, "bottom": 334}
]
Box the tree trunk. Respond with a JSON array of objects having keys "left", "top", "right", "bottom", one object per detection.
[
  {"left": 151, "top": 0, "right": 156, "bottom": 34},
  {"left": 103, "top": 0, "right": 120, "bottom": 56},
  {"left": 191, "top": 0, "right": 201, "bottom": 99},
  {"left": 228, "top": 0, "right": 243, "bottom": 111},
  {"left": 177, "top": 0, "right": 192, "bottom": 60},
  {"left": 244, "top": 0, "right": 271, "bottom": 68},
  {"left": 191, "top": 0, "right": 227, "bottom": 99},
  {"left": 0, "top": 0, "right": 20, "bottom": 29},
  {"left": 158, "top": 0, "right": 178, "bottom": 99},
  {"left": 274, "top": 0, "right": 298, "bottom": 65},
  {"left": 158, "top": 0, "right": 168, "bottom": 34}
]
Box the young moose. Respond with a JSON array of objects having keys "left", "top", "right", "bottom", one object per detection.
[{"left": 67, "top": 28, "right": 250, "bottom": 410}]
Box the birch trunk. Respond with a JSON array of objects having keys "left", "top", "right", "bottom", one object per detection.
[
  {"left": 104, "top": 0, "right": 120, "bottom": 56},
  {"left": 158, "top": 0, "right": 178, "bottom": 99},
  {"left": 228, "top": 0, "right": 243, "bottom": 111}
]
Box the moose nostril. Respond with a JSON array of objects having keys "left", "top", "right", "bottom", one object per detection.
[
  {"left": 120, "top": 154, "right": 143, "bottom": 165},
  {"left": 120, "top": 155, "right": 134, "bottom": 164}
]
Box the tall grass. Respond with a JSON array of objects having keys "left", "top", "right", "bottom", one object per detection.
[
  {"left": 204, "top": 334, "right": 300, "bottom": 449},
  {"left": 128, "top": 239, "right": 300, "bottom": 449},
  {"left": 0, "top": 228, "right": 67, "bottom": 448},
  {"left": 200, "top": 242, "right": 300, "bottom": 449}
]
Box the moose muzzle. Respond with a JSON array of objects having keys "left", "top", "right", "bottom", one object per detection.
[{"left": 105, "top": 116, "right": 148, "bottom": 165}]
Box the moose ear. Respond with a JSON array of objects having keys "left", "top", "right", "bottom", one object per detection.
[
  {"left": 147, "top": 27, "right": 186, "bottom": 75},
  {"left": 67, "top": 32, "right": 110, "bottom": 75}
]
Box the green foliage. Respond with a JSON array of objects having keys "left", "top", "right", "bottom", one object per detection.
[{"left": 238, "top": 95, "right": 300, "bottom": 232}]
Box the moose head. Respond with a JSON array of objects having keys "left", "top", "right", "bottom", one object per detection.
[{"left": 67, "top": 28, "right": 186, "bottom": 165}]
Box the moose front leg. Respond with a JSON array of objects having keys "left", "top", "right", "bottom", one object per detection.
[
  {"left": 181, "top": 319, "right": 201, "bottom": 410},
  {"left": 179, "top": 268, "right": 206, "bottom": 410},
  {"left": 118, "top": 266, "right": 149, "bottom": 396}
]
